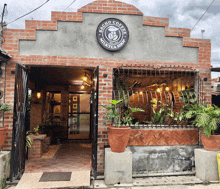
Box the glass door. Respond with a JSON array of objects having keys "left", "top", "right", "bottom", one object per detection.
[{"left": 68, "top": 94, "right": 91, "bottom": 139}]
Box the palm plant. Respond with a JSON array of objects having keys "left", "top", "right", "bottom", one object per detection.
[{"left": 185, "top": 104, "right": 220, "bottom": 137}]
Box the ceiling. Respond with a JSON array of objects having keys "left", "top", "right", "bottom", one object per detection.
[{"left": 28, "top": 66, "right": 94, "bottom": 89}]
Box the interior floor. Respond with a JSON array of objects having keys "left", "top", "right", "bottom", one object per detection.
[{"left": 25, "top": 143, "right": 92, "bottom": 173}]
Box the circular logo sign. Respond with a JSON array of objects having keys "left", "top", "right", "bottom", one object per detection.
[{"left": 96, "top": 18, "right": 129, "bottom": 52}]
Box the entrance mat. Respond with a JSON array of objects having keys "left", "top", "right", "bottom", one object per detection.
[{"left": 39, "top": 172, "right": 72, "bottom": 182}]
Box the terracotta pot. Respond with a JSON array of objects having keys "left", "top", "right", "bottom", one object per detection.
[
  {"left": 0, "top": 127, "right": 8, "bottom": 150},
  {"left": 107, "top": 125, "right": 131, "bottom": 153},
  {"left": 200, "top": 134, "right": 220, "bottom": 151}
]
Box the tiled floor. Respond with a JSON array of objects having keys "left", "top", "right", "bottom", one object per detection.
[{"left": 25, "top": 143, "right": 92, "bottom": 173}]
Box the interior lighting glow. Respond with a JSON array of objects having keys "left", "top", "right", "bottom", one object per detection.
[
  {"left": 140, "top": 91, "right": 143, "bottom": 95},
  {"left": 165, "top": 87, "right": 169, "bottom": 91},
  {"left": 156, "top": 88, "right": 160, "bottom": 93},
  {"left": 37, "top": 92, "right": 41, "bottom": 99},
  {"left": 81, "top": 85, "right": 85, "bottom": 89}
]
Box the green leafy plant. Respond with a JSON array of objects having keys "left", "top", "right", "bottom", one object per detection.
[
  {"left": 26, "top": 131, "right": 33, "bottom": 152},
  {"left": 172, "top": 111, "right": 187, "bottom": 122},
  {"left": 33, "top": 125, "right": 39, "bottom": 135},
  {"left": 180, "top": 88, "right": 197, "bottom": 104},
  {"left": 102, "top": 99, "right": 144, "bottom": 127},
  {"left": 151, "top": 101, "right": 170, "bottom": 124},
  {"left": 0, "top": 103, "right": 12, "bottom": 112},
  {"left": 185, "top": 104, "right": 220, "bottom": 137}
]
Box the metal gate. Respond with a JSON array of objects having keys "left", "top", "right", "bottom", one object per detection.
[
  {"left": 91, "top": 66, "right": 99, "bottom": 179},
  {"left": 10, "top": 64, "right": 28, "bottom": 182}
]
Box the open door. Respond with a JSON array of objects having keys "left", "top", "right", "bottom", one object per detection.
[
  {"left": 10, "top": 64, "right": 28, "bottom": 182},
  {"left": 91, "top": 66, "right": 99, "bottom": 179}
]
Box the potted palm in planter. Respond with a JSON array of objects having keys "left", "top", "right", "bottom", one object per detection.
[
  {"left": 102, "top": 99, "right": 144, "bottom": 153},
  {"left": 185, "top": 104, "right": 220, "bottom": 151},
  {"left": 0, "top": 103, "right": 12, "bottom": 150}
]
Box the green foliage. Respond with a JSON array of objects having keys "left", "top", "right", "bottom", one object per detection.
[
  {"left": 102, "top": 99, "right": 144, "bottom": 127},
  {"left": 151, "top": 101, "right": 170, "bottom": 124},
  {"left": 171, "top": 111, "right": 187, "bottom": 122},
  {"left": 179, "top": 88, "right": 197, "bottom": 104},
  {"left": 185, "top": 104, "right": 220, "bottom": 137},
  {"left": 26, "top": 131, "right": 33, "bottom": 152},
  {"left": 33, "top": 125, "right": 39, "bottom": 133},
  {"left": 0, "top": 103, "right": 12, "bottom": 112}
]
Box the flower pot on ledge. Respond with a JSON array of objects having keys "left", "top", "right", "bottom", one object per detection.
[
  {"left": 107, "top": 125, "right": 131, "bottom": 153},
  {"left": 0, "top": 127, "right": 8, "bottom": 150},
  {"left": 200, "top": 133, "right": 220, "bottom": 151}
]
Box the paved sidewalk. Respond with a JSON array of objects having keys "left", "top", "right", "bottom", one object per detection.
[{"left": 5, "top": 176, "right": 220, "bottom": 189}]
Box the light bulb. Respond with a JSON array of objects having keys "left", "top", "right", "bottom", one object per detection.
[{"left": 37, "top": 92, "right": 41, "bottom": 99}]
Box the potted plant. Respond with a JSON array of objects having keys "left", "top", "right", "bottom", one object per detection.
[
  {"left": 102, "top": 99, "right": 144, "bottom": 153},
  {"left": 0, "top": 103, "right": 12, "bottom": 150},
  {"left": 150, "top": 101, "right": 172, "bottom": 125},
  {"left": 185, "top": 104, "right": 220, "bottom": 151}
]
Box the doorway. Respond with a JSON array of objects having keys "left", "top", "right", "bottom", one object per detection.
[
  {"left": 28, "top": 66, "right": 95, "bottom": 143},
  {"left": 10, "top": 64, "right": 99, "bottom": 182}
]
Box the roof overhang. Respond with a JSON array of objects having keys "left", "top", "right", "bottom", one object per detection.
[
  {"left": 211, "top": 67, "right": 220, "bottom": 72},
  {"left": 0, "top": 48, "right": 11, "bottom": 62}
]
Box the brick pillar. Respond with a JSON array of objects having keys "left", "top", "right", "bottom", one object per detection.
[
  {"left": 28, "top": 139, "right": 43, "bottom": 159},
  {"left": 3, "top": 64, "right": 15, "bottom": 150},
  {"left": 0, "top": 62, "right": 6, "bottom": 127},
  {"left": 97, "top": 67, "right": 113, "bottom": 175}
]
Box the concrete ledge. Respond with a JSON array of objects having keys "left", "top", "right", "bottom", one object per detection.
[
  {"left": 195, "top": 148, "right": 219, "bottom": 182},
  {"left": 0, "top": 151, "right": 10, "bottom": 189},
  {"left": 104, "top": 148, "right": 132, "bottom": 185}
]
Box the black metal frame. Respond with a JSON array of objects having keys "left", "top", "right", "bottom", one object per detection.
[
  {"left": 10, "top": 64, "right": 28, "bottom": 182},
  {"left": 91, "top": 66, "right": 99, "bottom": 179}
]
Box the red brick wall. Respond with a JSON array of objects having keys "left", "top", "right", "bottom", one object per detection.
[
  {"left": 28, "top": 140, "right": 43, "bottom": 159},
  {"left": 2, "top": 0, "right": 211, "bottom": 174},
  {"left": 0, "top": 63, "right": 6, "bottom": 127},
  {"left": 3, "top": 64, "right": 15, "bottom": 150}
]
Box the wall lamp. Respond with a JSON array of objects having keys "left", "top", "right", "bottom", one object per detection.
[
  {"left": 37, "top": 92, "right": 41, "bottom": 99},
  {"left": 81, "top": 72, "right": 92, "bottom": 89}
]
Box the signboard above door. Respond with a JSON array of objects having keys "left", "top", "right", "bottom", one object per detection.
[{"left": 96, "top": 18, "right": 129, "bottom": 52}]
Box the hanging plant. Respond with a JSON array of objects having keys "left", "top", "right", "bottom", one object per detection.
[{"left": 0, "top": 103, "right": 12, "bottom": 112}]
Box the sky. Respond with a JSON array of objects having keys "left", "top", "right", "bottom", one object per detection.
[{"left": 0, "top": 0, "right": 220, "bottom": 78}]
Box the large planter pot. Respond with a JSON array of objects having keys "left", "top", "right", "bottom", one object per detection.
[
  {"left": 200, "top": 133, "right": 220, "bottom": 151},
  {"left": 107, "top": 125, "right": 131, "bottom": 153},
  {"left": 0, "top": 127, "right": 8, "bottom": 150}
]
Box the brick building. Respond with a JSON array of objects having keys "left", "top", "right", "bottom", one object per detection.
[{"left": 1, "top": 0, "right": 211, "bottom": 179}]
